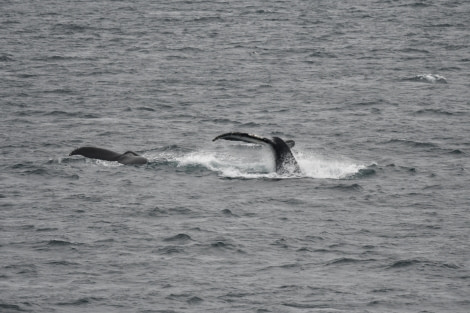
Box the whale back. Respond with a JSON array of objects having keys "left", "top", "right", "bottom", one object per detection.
[
  {"left": 70, "top": 147, "right": 148, "bottom": 165},
  {"left": 70, "top": 147, "right": 122, "bottom": 161}
]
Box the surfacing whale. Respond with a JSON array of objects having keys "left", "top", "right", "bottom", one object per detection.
[
  {"left": 69, "top": 147, "right": 148, "bottom": 165},
  {"left": 213, "top": 132, "right": 301, "bottom": 175}
]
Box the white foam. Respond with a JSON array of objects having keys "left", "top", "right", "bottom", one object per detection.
[
  {"left": 95, "top": 159, "right": 122, "bottom": 167},
  {"left": 416, "top": 74, "right": 447, "bottom": 84},
  {"left": 296, "top": 151, "right": 366, "bottom": 179},
  {"left": 176, "top": 151, "right": 222, "bottom": 171}
]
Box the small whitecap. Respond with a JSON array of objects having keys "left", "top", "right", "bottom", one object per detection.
[{"left": 407, "top": 74, "right": 447, "bottom": 84}]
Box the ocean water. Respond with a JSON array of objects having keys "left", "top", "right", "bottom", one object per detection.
[{"left": 1, "top": 0, "right": 469, "bottom": 312}]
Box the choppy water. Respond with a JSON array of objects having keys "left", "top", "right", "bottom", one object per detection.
[{"left": 1, "top": 1, "right": 470, "bottom": 312}]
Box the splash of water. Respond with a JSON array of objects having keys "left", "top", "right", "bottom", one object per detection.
[{"left": 161, "top": 149, "right": 366, "bottom": 179}]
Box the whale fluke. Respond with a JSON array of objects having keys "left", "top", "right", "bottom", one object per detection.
[
  {"left": 213, "top": 132, "right": 301, "bottom": 175},
  {"left": 69, "top": 147, "right": 148, "bottom": 165}
]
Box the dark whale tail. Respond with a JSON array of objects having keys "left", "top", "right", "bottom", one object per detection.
[
  {"left": 213, "top": 132, "right": 301, "bottom": 175},
  {"left": 69, "top": 147, "right": 148, "bottom": 165}
]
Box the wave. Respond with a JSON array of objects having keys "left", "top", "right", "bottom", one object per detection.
[
  {"left": 325, "top": 257, "right": 377, "bottom": 266},
  {"left": 51, "top": 23, "right": 96, "bottom": 35},
  {"left": 414, "top": 108, "right": 454, "bottom": 116},
  {"left": 0, "top": 303, "right": 24, "bottom": 312},
  {"left": 381, "top": 139, "right": 438, "bottom": 149},
  {"left": 322, "top": 183, "right": 364, "bottom": 192},
  {"left": 56, "top": 297, "right": 104, "bottom": 306},
  {"left": 0, "top": 54, "right": 14, "bottom": 62},
  {"left": 387, "top": 258, "right": 460, "bottom": 270},
  {"left": 163, "top": 233, "right": 193, "bottom": 242}
]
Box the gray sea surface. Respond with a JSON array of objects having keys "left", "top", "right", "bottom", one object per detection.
[{"left": 1, "top": 0, "right": 470, "bottom": 312}]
